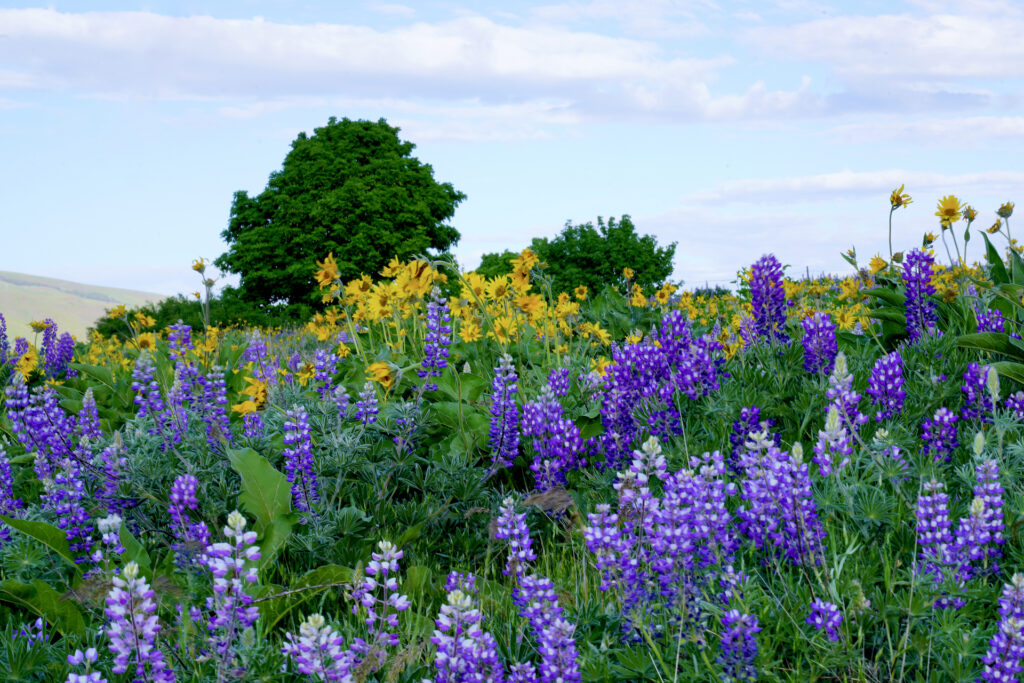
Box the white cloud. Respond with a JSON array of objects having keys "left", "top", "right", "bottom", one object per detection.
[
  {"left": 683, "top": 170, "right": 1024, "bottom": 205},
  {"left": 830, "top": 116, "right": 1024, "bottom": 144},
  {"left": 530, "top": 0, "right": 713, "bottom": 38},
  {"left": 366, "top": 3, "right": 417, "bottom": 19},
  {"left": 0, "top": 8, "right": 818, "bottom": 123}
]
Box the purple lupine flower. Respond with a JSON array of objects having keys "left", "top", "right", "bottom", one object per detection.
[
  {"left": 1006, "top": 391, "right": 1024, "bottom": 420},
  {"left": 52, "top": 332, "right": 76, "bottom": 378},
  {"left": 729, "top": 405, "right": 778, "bottom": 474},
  {"left": 718, "top": 610, "right": 760, "bottom": 683},
  {"left": 15, "top": 617, "right": 49, "bottom": 646},
  {"left": 44, "top": 455, "right": 95, "bottom": 564},
  {"left": 583, "top": 503, "right": 632, "bottom": 592},
  {"left": 66, "top": 646, "right": 108, "bottom": 683},
  {"left": 922, "top": 407, "right": 959, "bottom": 462},
  {"left": 902, "top": 248, "right": 939, "bottom": 342},
  {"left": 169, "top": 474, "right": 210, "bottom": 564},
  {"left": 92, "top": 513, "right": 125, "bottom": 569},
  {"left": 355, "top": 381, "right": 379, "bottom": 426},
  {"left": 419, "top": 287, "right": 452, "bottom": 392},
  {"left": 346, "top": 540, "right": 411, "bottom": 670},
  {"left": 0, "top": 312, "right": 8, "bottom": 366},
  {"left": 980, "top": 574, "right": 1024, "bottom": 682},
  {"left": 196, "top": 366, "right": 232, "bottom": 450},
  {"left": 514, "top": 574, "right": 581, "bottom": 683},
  {"left": 283, "top": 405, "right": 319, "bottom": 519},
  {"left": 915, "top": 478, "right": 963, "bottom": 608},
  {"left": 0, "top": 446, "right": 24, "bottom": 544},
  {"left": 156, "top": 370, "right": 189, "bottom": 449},
  {"left": 547, "top": 367, "right": 571, "bottom": 397},
  {"left": 332, "top": 385, "right": 350, "bottom": 422},
  {"left": 105, "top": 561, "right": 176, "bottom": 682},
  {"left": 431, "top": 573, "right": 504, "bottom": 683},
  {"left": 736, "top": 433, "right": 825, "bottom": 566},
  {"left": 509, "top": 663, "right": 539, "bottom": 683},
  {"left": 282, "top": 613, "right": 355, "bottom": 681},
  {"left": 242, "top": 411, "right": 264, "bottom": 440},
  {"left": 202, "top": 510, "right": 261, "bottom": 673},
  {"left": 749, "top": 254, "right": 788, "bottom": 343},
  {"left": 40, "top": 319, "right": 58, "bottom": 375},
  {"left": 953, "top": 459, "right": 1005, "bottom": 579},
  {"left": 489, "top": 354, "right": 520, "bottom": 470},
  {"left": 523, "top": 387, "right": 585, "bottom": 491},
  {"left": 166, "top": 322, "right": 193, "bottom": 360},
  {"left": 131, "top": 352, "right": 165, "bottom": 419},
  {"left": 313, "top": 348, "right": 339, "bottom": 399},
  {"left": 243, "top": 332, "right": 276, "bottom": 384},
  {"left": 806, "top": 599, "right": 842, "bottom": 641},
  {"left": 813, "top": 406, "right": 852, "bottom": 477},
  {"left": 11, "top": 337, "right": 28, "bottom": 370},
  {"left": 977, "top": 307, "right": 1007, "bottom": 333},
  {"left": 962, "top": 362, "right": 995, "bottom": 422},
  {"left": 801, "top": 312, "right": 838, "bottom": 374},
  {"left": 96, "top": 442, "right": 130, "bottom": 516},
  {"left": 495, "top": 496, "right": 537, "bottom": 578},
  {"left": 825, "top": 353, "right": 867, "bottom": 435},
  {"left": 77, "top": 387, "right": 102, "bottom": 442},
  {"left": 867, "top": 351, "right": 905, "bottom": 421}
]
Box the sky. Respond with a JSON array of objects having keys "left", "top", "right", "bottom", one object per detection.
[{"left": 1, "top": 0, "right": 1022, "bottom": 297}]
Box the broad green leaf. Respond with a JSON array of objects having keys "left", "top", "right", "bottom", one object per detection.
[
  {"left": 982, "top": 233, "right": 1010, "bottom": 285},
  {"left": 866, "top": 288, "right": 906, "bottom": 307},
  {"left": 227, "top": 447, "right": 293, "bottom": 529},
  {"left": 257, "top": 516, "right": 295, "bottom": 571},
  {"left": 120, "top": 523, "right": 151, "bottom": 570},
  {"left": 1, "top": 516, "right": 78, "bottom": 570},
  {"left": 0, "top": 580, "right": 85, "bottom": 636},
  {"left": 992, "top": 361, "right": 1024, "bottom": 387},
  {"left": 957, "top": 332, "right": 1020, "bottom": 357},
  {"left": 67, "top": 362, "right": 115, "bottom": 391}
]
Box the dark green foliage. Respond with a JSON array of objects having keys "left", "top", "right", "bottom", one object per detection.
[
  {"left": 474, "top": 249, "right": 517, "bottom": 279},
  {"left": 216, "top": 117, "right": 465, "bottom": 308},
  {"left": 530, "top": 215, "right": 676, "bottom": 295}
]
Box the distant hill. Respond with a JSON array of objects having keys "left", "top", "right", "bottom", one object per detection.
[{"left": 0, "top": 271, "right": 164, "bottom": 341}]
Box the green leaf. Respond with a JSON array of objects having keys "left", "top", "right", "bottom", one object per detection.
[
  {"left": 120, "top": 523, "right": 151, "bottom": 570},
  {"left": 66, "top": 362, "right": 115, "bottom": 391},
  {"left": 257, "top": 516, "right": 295, "bottom": 570},
  {"left": 866, "top": 288, "right": 906, "bottom": 307},
  {"left": 982, "top": 232, "right": 1010, "bottom": 285},
  {"left": 0, "top": 580, "right": 86, "bottom": 636},
  {"left": 258, "top": 564, "right": 352, "bottom": 632},
  {"left": 869, "top": 308, "right": 907, "bottom": 325},
  {"left": 992, "top": 361, "right": 1024, "bottom": 387},
  {"left": 227, "top": 447, "right": 293, "bottom": 529},
  {"left": 1, "top": 516, "right": 79, "bottom": 570}
]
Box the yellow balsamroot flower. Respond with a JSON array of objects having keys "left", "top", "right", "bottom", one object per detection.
[
  {"left": 625, "top": 331, "right": 643, "bottom": 345},
  {"left": 108, "top": 304, "right": 128, "bottom": 319},
  {"left": 516, "top": 293, "right": 544, "bottom": 318},
  {"left": 964, "top": 205, "right": 978, "bottom": 223},
  {"left": 192, "top": 257, "right": 206, "bottom": 274},
  {"left": 315, "top": 253, "right": 340, "bottom": 289},
  {"left": 486, "top": 276, "right": 511, "bottom": 301},
  {"left": 232, "top": 400, "right": 258, "bottom": 415},
  {"left": 998, "top": 202, "right": 1015, "bottom": 219},
  {"left": 554, "top": 343, "right": 569, "bottom": 354},
  {"left": 509, "top": 269, "right": 531, "bottom": 293},
  {"left": 28, "top": 320, "right": 51, "bottom": 333},
  {"left": 574, "top": 285, "right": 588, "bottom": 301},
  {"left": 622, "top": 267, "right": 634, "bottom": 280},
  {"left": 296, "top": 362, "right": 316, "bottom": 387},
  {"left": 135, "top": 332, "right": 157, "bottom": 351},
  {"left": 381, "top": 256, "right": 404, "bottom": 278},
  {"left": 241, "top": 376, "right": 268, "bottom": 409},
  {"left": 935, "top": 195, "right": 963, "bottom": 226},
  {"left": 134, "top": 313, "right": 156, "bottom": 328},
  {"left": 869, "top": 255, "right": 887, "bottom": 274},
  {"left": 459, "top": 319, "right": 482, "bottom": 343},
  {"left": 511, "top": 247, "right": 539, "bottom": 272},
  {"left": 192, "top": 292, "right": 201, "bottom": 300},
  {"left": 591, "top": 356, "right": 614, "bottom": 377},
  {"left": 988, "top": 220, "right": 1002, "bottom": 234},
  {"left": 630, "top": 284, "right": 647, "bottom": 307},
  {"left": 366, "top": 361, "right": 395, "bottom": 389},
  {"left": 890, "top": 184, "right": 912, "bottom": 209},
  {"left": 344, "top": 274, "right": 373, "bottom": 305},
  {"left": 16, "top": 345, "right": 39, "bottom": 376},
  {"left": 336, "top": 343, "right": 351, "bottom": 359},
  {"left": 488, "top": 315, "right": 520, "bottom": 345},
  {"left": 655, "top": 284, "right": 677, "bottom": 305}
]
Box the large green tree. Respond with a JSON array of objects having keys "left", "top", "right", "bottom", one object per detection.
[
  {"left": 216, "top": 117, "right": 465, "bottom": 309},
  {"left": 478, "top": 215, "right": 676, "bottom": 295}
]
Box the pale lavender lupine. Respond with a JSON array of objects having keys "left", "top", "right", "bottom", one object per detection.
[{"left": 104, "top": 561, "right": 176, "bottom": 682}]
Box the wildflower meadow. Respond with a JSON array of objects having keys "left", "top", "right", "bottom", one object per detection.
[{"left": 3, "top": 193, "right": 1024, "bottom": 682}]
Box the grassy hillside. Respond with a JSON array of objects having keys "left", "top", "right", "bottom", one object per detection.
[{"left": 0, "top": 270, "right": 164, "bottom": 341}]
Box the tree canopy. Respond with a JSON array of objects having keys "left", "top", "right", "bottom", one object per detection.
[
  {"left": 216, "top": 117, "right": 465, "bottom": 310},
  {"left": 477, "top": 215, "right": 676, "bottom": 295}
]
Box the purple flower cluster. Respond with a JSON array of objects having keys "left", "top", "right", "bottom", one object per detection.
[
  {"left": 66, "top": 646, "right": 107, "bottom": 683},
  {"left": 718, "top": 610, "right": 760, "bottom": 682},
  {"left": 915, "top": 478, "right": 955, "bottom": 585},
  {"left": 168, "top": 474, "right": 210, "bottom": 564},
  {"left": 242, "top": 412, "right": 264, "bottom": 440},
  {"left": 202, "top": 511, "right": 261, "bottom": 670},
  {"left": 1006, "top": 391, "right": 1024, "bottom": 420},
  {"left": 813, "top": 406, "right": 852, "bottom": 477},
  {"left": 489, "top": 354, "right": 520, "bottom": 470},
  {"left": 243, "top": 332, "right": 276, "bottom": 384},
  {"left": 313, "top": 348, "right": 339, "bottom": 398},
  {"left": 867, "top": 351, "right": 906, "bottom": 421},
  {"left": 547, "top": 367, "right": 571, "bottom": 397},
  {"left": 77, "top": 388, "right": 102, "bottom": 443},
  {"left": 355, "top": 381, "right": 379, "bottom": 426},
  {"left": 45, "top": 456, "right": 95, "bottom": 564},
  {"left": 281, "top": 614, "right": 355, "bottom": 681},
  {"left": 0, "top": 446, "right": 24, "bottom": 543},
  {"left": 977, "top": 307, "right": 1007, "bottom": 333},
  {"left": 431, "top": 572, "right": 504, "bottom": 682},
  {"left": 806, "top": 599, "right": 842, "bottom": 641},
  {"left": 130, "top": 353, "right": 165, "bottom": 419},
  {"left": 825, "top": 353, "right": 867, "bottom": 435},
  {"left": 195, "top": 366, "right": 232, "bottom": 450},
  {"left": 522, "top": 387, "right": 585, "bottom": 491},
  {"left": 419, "top": 287, "right": 452, "bottom": 392},
  {"left": 902, "top": 248, "right": 939, "bottom": 342},
  {"left": 0, "top": 312, "right": 8, "bottom": 366},
  {"left": 962, "top": 362, "right": 995, "bottom": 421},
  {"left": 346, "top": 540, "right": 411, "bottom": 669},
  {"left": 736, "top": 433, "right": 825, "bottom": 566},
  {"left": 283, "top": 405, "right": 319, "bottom": 519},
  {"left": 105, "top": 562, "right": 176, "bottom": 682},
  {"left": 514, "top": 575, "right": 581, "bottom": 683},
  {"left": 495, "top": 496, "right": 537, "bottom": 578},
  {"left": 980, "top": 574, "right": 1024, "bottom": 682},
  {"left": 5, "top": 378, "right": 75, "bottom": 480},
  {"left": 750, "top": 254, "right": 789, "bottom": 343},
  {"left": 728, "top": 405, "right": 777, "bottom": 474},
  {"left": 922, "top": 407, "right": 959, "bottom": 462},
  {"left": 801, "top": 312, "right": 838, "bottom": 374}
]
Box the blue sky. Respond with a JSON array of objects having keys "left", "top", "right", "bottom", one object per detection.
[{"left": 2, "top": 0, "right": 1022, "bottom": 296}]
